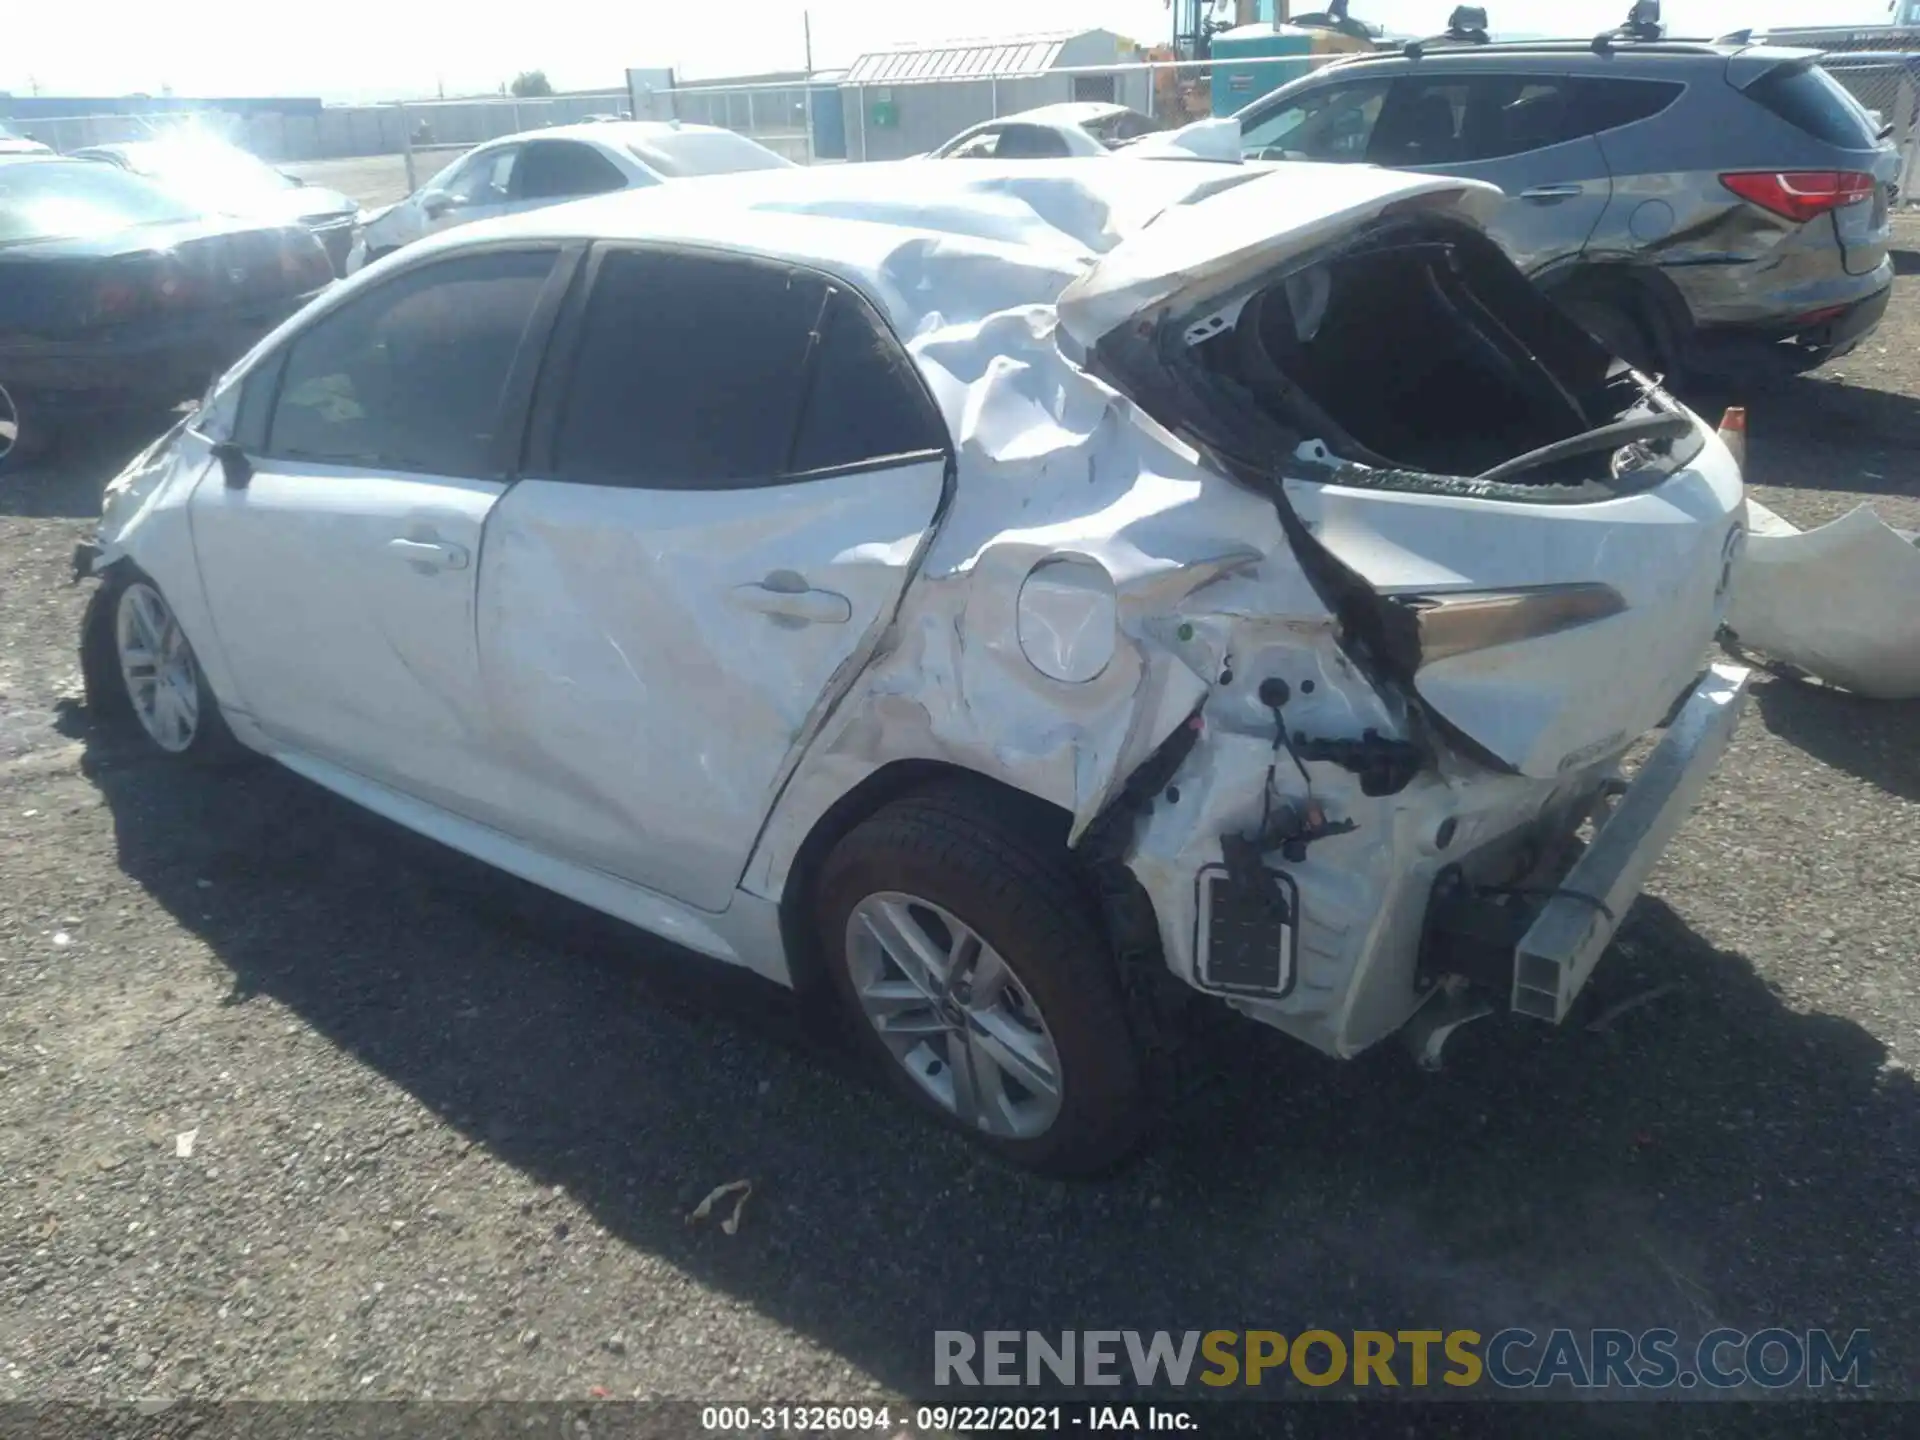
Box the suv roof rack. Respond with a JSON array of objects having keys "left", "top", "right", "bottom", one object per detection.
[
  {"left": 1403, "top": 5, "right": 1490, "bottom": 59},
  {"left": 1387, "top": 2, "right": 1741, "bottom": 63},
  {"left": 1590, "top": 0, "right": 1666, "bottom": 53}
]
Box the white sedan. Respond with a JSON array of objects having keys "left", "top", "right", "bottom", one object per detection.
[
  {"left": 80, "top": 159, "right": 1750, "bottom": 1173},
  {"left": 927, "top": 102, "right": 1163, "bottom": 159},
  {"left": 345, "top": 120, "right": 791, "bottom": 272}
]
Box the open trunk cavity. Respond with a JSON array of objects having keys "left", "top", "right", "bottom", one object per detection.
[
  {"left": 1123, "top": 215, "right": 1702, "bottom": 499},
  {"left": 1091, "top": 212, "right": 1741, "bottom": 781}
]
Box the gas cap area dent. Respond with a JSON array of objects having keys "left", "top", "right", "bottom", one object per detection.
[{"left": 1015, "top": 556, "right": 1119, "bottom": 683}]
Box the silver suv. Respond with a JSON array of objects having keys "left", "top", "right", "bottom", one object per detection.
[{"left": 1232, "top": 31, "right": 1900, "bottom": 384}]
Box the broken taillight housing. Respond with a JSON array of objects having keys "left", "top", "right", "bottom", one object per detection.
[
  {"left": 1379, "top": 583, "right": 1627, "bottom": 670},
  {"left": 1719, "top": 170, "right": 1876, "bottom": 224}
]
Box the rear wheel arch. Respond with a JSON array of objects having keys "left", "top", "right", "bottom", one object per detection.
[
  {"left": 803, "top": 766, "right": 1151, "bottom": 1172},
  {"left": 1538, "top": 262, "right": 1689, "bottom": 378},
  {"left": 776, "top": 760, "right": 1086, "bottom": 997}
]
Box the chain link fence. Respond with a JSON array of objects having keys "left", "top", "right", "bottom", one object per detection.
[{"left": 1799, "top": 38, "right": 1920, "bottom": 203}]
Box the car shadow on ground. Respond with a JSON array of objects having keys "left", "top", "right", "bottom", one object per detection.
[
  {"left": 1689, "top": 371, "right": 1920, "bottom": 503},
  {"left": 1752, "top": 675, "right": 1920, "bottom": 804},
  {"left": 71, "top": 716, "right": 1920, "bottom": 1424}
]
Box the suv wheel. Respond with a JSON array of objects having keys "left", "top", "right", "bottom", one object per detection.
[
  {"left": 1556, "top": 291, "right": 1666, "bottom": 379},
  {"left": 0, "top": 381, "right": 55, "bottom": 470},
  {"left": 814, "top": 783, "right": 1144, "bottom": 1175}
]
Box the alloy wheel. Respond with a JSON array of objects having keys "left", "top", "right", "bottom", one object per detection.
[
  {"left": 115, "top": 581, "right": 201, "bottom": 753},
  {"left": 845, "top": 891, "right": 1064, "bottom": 1139}
]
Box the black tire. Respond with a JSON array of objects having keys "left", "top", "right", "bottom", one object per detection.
[
  {"left": 815, "top": 781, "right": 1145, "bottom": 1176},
  {"left": 81, "top": 565, "right": 248, "bottom": 766},
  {"left": 1558, "top": 294, "right": 1656, "bottom": 372},
  {"left": 0, "top": 380, "right": 57, "bottom": 471}
]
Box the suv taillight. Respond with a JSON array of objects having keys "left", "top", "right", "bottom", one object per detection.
[{"left": 1720, "top": 170, "right": 1876, "bottom": 223}]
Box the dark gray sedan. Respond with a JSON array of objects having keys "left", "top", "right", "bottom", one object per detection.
[
  {"left": 70, "top": 139, "right": 359, "bottom": 276},
  {"left": 1232, "top": 32, "right": 1901, "bottom": 383},
  {"left": 0, "top": 156, "right": 333, "bottom": 466}
]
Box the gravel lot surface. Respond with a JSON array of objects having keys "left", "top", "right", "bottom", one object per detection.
[{"left": 1, "top": 216, "right": 1917, "bottom": 1434}]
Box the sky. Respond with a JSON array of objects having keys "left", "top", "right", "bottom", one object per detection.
[{"left": 0, "top": 1, "right": 1897, "bottom": 104}]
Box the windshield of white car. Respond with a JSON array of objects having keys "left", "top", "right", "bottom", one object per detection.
[
  {"left": 625, "top": 130, "right": 791, "bottom": 177},
  {"left": 0, "top": 160, "right": 202, "bottom": 245}
]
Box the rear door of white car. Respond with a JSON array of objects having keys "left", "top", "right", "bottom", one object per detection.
[
  {"left": 508, "top": 139, "right": 636, "bottom": 208},
  {"left": 474, "top": 245, "right": 951, "bottom": 912},
  {"left": 189, "top": 245, "right": 577, "bottom": 815}
]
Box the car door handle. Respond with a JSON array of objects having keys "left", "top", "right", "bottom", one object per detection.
[
  {"left": 388, "top": 537, "right": 470, "bottom": 572},
  {"left": 1519, "top": 183, "right": 1586, "bottom": 202},
  {"left": 728, "top": 580, "right": 852, "bottom": 625}
]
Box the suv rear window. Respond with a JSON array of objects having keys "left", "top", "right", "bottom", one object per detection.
[{"left": 1744, "top": 62, "right": 1879, "bottom": 149}]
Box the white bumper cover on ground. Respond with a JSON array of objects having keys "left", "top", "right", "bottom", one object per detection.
[{"left": 1727, "top": 500, "right": 1920, "bottom": 700}]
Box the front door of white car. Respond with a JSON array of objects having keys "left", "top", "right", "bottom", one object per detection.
[
  {"left": 188, "top": 247, "right": 573, "bottom": 816},
  {"left": 472, "top": 247, "right": 951, "bottom": 912},
  {"left": 418, "top": 144, "right": 525, "bottom": 239}
]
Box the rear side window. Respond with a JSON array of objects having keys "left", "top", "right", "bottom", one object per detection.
[
  {"left": 551, "top": 249, "right": 942, "bottom": 488},
  {"left": 992, "top": 124, "right": 1074, "bottom": 159},
  {"left": 1374, "top": 75, "right": 1591, "bottom": 166},
  {"left": 790, "top": 292, "right": 944, "bottom": 473},
  {"left": 1569, "top": 77, "right": 1684, "bottom": 135},
  {"left": 514, "top": 141, "right": 628, "bottom": 201},
  {"left": 266, "top": 249, "right": 554, "bottom": 476},
  {"left": 1744, "top": 62, "right": 1879, "bottom": 148},
  {"left": 553, "top": 250, "right": 824, "bottom": 488}
]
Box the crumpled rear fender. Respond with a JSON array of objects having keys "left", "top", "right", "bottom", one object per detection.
[{"left": 740, "top": 299, "right": 1340, "bottom": 906}]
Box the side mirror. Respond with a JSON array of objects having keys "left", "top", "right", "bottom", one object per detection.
[
  {"left": 211, "top": 441, "right": 253, "bottom": 490},
  {"left": 282, "top": 171, "right": 309, "bottom": 187},
  {"left": 420, "top": 190, "right": 457, "bottom": 219}
]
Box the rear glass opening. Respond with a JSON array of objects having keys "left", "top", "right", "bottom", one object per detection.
[
  {"left": 1743, "top": 62, "right": 1880, "bottom": 150},
  {"left": 1160, "top": 217, "right": 1691, "bottom": 490}
]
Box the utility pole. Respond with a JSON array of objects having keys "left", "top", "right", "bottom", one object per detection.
[{"left": 804, "top": 10, "right": 814, "bottom": 73}]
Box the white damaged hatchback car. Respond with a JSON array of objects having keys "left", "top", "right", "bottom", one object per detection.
[{"left": 76, "top": 159, "right": 1752, "bottom": 1174}]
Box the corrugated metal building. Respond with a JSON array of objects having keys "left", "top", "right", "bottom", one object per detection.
[{"left": 839, "top": 29, "right": 1150, "bottom": 161}]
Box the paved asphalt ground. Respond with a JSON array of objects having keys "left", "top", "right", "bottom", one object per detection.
[{"left": 0, "top": 183, "right": 1916, "bottom": 1436}]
